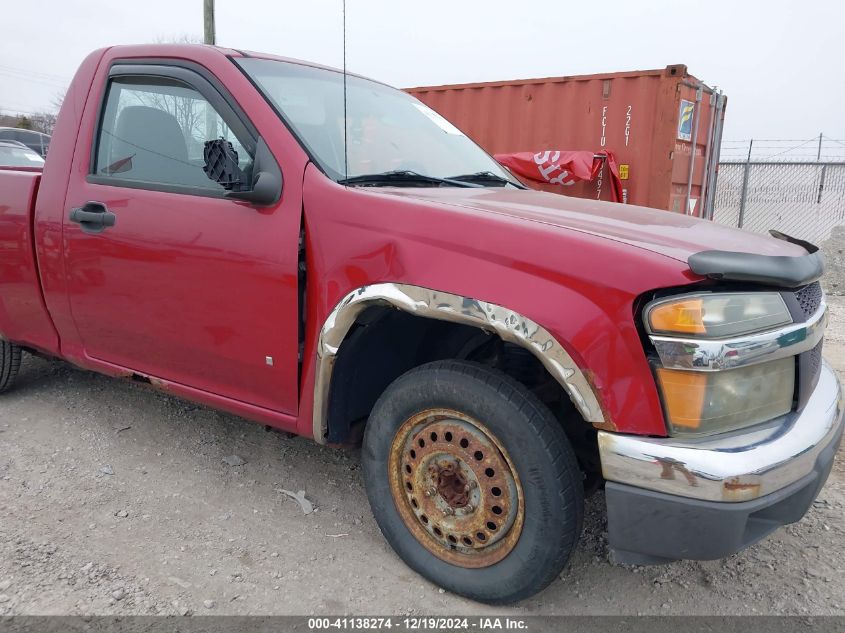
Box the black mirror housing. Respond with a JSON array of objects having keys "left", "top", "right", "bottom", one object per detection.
[{"left": 225, "top": 137, "right": 282, "bottom": 206}]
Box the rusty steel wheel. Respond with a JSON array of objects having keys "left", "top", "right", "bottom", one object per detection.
[
  {"left": 388, "top": 409, "right": 524, "bottom": 568},
  {"left": 363, "top": 360, "right": 584, "bottom": 604}
]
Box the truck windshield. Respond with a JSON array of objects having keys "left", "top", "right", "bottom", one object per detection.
[{"left": 236, "top": 58, "right": 519, "bottom": 187}]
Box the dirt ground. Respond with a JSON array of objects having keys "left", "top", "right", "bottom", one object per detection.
[{"left": 1, "top": 300, "right": 844, "bottom": 617}]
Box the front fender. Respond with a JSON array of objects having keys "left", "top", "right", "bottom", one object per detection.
[{"left": 297, "top": 164, "right": 699, "bottom": 439}]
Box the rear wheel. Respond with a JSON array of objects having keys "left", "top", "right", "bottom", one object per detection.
[
  {"left": 362, "top": 360, "right": 584, "bottom": 604},
  {"left": 0, "top": 340, "right": 21, "bottom": 394}
]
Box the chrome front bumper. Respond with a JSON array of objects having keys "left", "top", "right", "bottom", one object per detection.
[{"left": 598, "top": 361, "right": 844, "bottom": 502}]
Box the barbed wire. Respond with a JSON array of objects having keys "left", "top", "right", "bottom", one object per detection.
[
  {"left": 722, "top": 139, "right": 827, "bottom": 143},
  {"left": 719, "top": 135, "right": 845, "bottom": 162}
]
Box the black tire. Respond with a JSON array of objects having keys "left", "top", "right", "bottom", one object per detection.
[
  {"left": 362, "top": 360, "right": 584, "bottom": 604},
  {"left": 0, "top": 340, "right": 21, "bottom": 394}
]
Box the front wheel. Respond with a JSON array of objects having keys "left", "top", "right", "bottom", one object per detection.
[
  {"left": 0, "top": 340, "right": 21, "bottom": 394},
  {"left": 362, "top": 360, "right": 584, "bottom": 604}
]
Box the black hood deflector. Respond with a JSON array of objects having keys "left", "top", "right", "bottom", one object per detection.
[{"left": 688, "top": 231, "right": 824, "bottom": 288}]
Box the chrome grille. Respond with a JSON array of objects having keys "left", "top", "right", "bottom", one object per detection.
[{"left": 793, "top": 282, "right": 823, "bottom": 319}]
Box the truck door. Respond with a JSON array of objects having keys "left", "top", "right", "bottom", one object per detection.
[{"left": 62, "top": 62, "right": 300, "bottom": 415}]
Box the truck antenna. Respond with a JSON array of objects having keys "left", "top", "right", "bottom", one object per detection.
[{"left": 342, "top": 0, "right": 348, "bottom": 181}]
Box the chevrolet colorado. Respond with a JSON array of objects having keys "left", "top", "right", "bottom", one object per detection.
[{"left": 0, "top": 44, "right": 841, "bottom": 604}]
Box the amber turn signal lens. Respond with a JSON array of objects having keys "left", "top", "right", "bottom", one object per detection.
[
  {"left": 655, "top": 358, "right": 795, "bottom": 436},
  {"left": 648, "top": 299, "right": 706, "bottom": 335},
  {"left": 655, "top": 368, "right": 707, "bottom": 430}
]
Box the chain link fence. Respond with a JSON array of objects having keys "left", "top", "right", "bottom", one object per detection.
[
  {"left": 712, "top": 136, "right": 845, "bottom": 244},
  {"left": 713, "top": 161, "right": 845, "bottom": 244}
]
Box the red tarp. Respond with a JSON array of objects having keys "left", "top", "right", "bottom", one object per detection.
[{"left": 494, "top": 150, "right": 624, "bottom": 202}]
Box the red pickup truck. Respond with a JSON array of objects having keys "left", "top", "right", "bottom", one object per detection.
[{"left": 1, "top": 44, "right": 841, "bottom": 604}]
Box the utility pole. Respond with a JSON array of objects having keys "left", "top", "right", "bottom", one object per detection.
[
  {"left": 203, "top": 0, "right": 217, "bottom": 141},
  {"left": 204, "top": 0, "right": 216, "bottom": 45}
]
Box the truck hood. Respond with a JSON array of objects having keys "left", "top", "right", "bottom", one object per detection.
[{"left": 382, "top": 187, "right": 808, "bottom": 262}]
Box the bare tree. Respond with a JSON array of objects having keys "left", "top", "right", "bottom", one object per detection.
[
  {"left": 14, "top": 90, "right": 65, "bottom": 135},
  {"left": 51, "top": 90, "right": 66, "bottom": 113},
  {"left": 136, "top": 34, "right": 225, "bottom": 153},
  {"left": 28, "top": 112, "right": 57, "bottom": 135},
  {"left": 138, "top": 90, "right": 207, "bottom": 145}
]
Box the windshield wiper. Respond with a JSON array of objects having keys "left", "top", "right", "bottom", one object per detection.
[
  {"left": 445, "top": 171, "right": 525, "bottom": 188},
  {"left": 338, "top": 170, "right": 480, "bottom": 188}
]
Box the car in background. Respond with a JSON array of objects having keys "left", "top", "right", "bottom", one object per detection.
[
  {"left": 0, "top": 139, "right": 46, "bottom": 168},
  {"left": 0, "top": 127, "right": 50, "bottom": 157}
]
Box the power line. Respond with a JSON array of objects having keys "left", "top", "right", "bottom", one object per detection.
[
  {"left": 0, "top": 99, "right": 55, "bottom": 112},
  {"left": 0, "top": 70, "right": 68, "bottom": 89},
  {"left": 0, "top": 64, "right": 70, "bottom": 82},
  {"left": 0, "top": 105, "right": 55, "bottom": 118}
]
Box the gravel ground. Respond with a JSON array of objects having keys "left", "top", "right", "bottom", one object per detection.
[{"left": 1, "top": 300, "right": 843, "bottom": 616}]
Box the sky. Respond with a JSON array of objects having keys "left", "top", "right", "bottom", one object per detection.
[{"left": 1, "top": 0, "right": 843, "bottom": 150}]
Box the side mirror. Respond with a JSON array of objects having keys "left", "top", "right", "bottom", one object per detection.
[
  {"left": 226, "top": 137, "right": 282, "bottom": 206},
  {"left": 226, "top": 138, "right": 283, "bottom": 207},
  {"left": 227, "top": 169, "right": 281, "bottom": 206},
  {"left": 203, "top": 136, "right": 282, "bottom": 207}
]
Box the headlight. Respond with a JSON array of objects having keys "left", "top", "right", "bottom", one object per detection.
[
  {"left": 645, "top": 291, "right": 799, "bottom": 436},
  {"left": 646, "top": 292, "right": 792, "bottom": 338},
  {"left": 655, "top": 357, "right": 795, "bottom": 436}
]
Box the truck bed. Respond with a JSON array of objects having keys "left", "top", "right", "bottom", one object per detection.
[{"left": 0, "top": 169, "right": 58, "bottom": 353}]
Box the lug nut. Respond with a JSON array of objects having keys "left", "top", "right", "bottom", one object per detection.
[
  {"left": 424, "top": 488, "right": 436, "bottom": 498},
  {"left": 468, "top": 481, "right": 478, "bottom": 490}
]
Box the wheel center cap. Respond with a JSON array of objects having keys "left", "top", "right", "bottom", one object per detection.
[{"left": 433, "top": 461, "right": 470, "bottom": 508}]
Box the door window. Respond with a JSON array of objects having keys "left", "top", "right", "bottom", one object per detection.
[{"left": 94, "top": 76, "right": 253, "bottom": 192}]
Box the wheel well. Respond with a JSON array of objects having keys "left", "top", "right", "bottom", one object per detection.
[{"left": 325, "top": 308, "right": 601, "bottom": 491}]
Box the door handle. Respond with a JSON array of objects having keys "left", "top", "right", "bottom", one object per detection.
[{"left": 70, "top": 201, "right": 116, "bottom": 234}]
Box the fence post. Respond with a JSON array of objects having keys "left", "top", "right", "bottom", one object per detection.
[
  {"left": 817, "top": 164, "right": 827, "bottom": 204},
  {"left": 737, "top": 139, "right": 753, "bottom": 228},
  {"left": 817, "top": 133, "right": 823, "bottom": 162}
]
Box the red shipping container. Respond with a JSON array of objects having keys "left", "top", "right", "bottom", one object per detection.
[{"left": 406, "top": 65, "right": 727, "bottom": 217}]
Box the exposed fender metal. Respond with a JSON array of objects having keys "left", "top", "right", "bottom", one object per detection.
[{"left": 312, "top": 283, "right": 606, "bottom": 443}]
